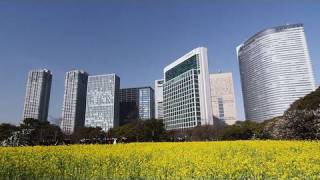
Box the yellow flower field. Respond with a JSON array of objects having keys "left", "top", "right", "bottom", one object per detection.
[{"left": 0, "top": 141, "right": 319, "bottom": 179}]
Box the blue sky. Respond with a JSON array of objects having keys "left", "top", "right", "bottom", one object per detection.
[{"left": 0, "top": 0, "right": 319, "bottom": 125}]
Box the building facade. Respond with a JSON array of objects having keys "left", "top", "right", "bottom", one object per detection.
[
  {"left": 237, "top": 23, "right": 316, "bottom": 122},
  {"left": 60, "top": 70, "right": 88, "bottom": 134},
  {"left": 209, "top": 72, "right": 237, "bottom": 125},
  {"left": 154, "top": 79, "right": 164, "bottom": 120},
  {"left": 138, "top": 87, "right": 155, "bottom": 119},
  {"left": 22, "top": 69, "right": 52, "bottom": 121},
  {"left": 163, "top": 47, "right": 213, "bottom": 130},
  {"left": 119, "top": 87, "right": 154, "bottom": 125},
  {"left": 85, "top": 74, "right": 120, "bottom": 131}
]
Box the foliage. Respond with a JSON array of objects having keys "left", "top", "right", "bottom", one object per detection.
[
  {"left": 0, "top": 141, "right": 319, "bottom": 179},
  {"left": 288, "top": 87, "right": 320, "bottom": 111},
  {"left": 21, "top": 118, "right": 64, "bottom": 145},
  {"left": 220, "top": 120, "right": 264, "bottom": 140},
  {"left": 71, "top": 126, "right": 107, "bottom": 144},
  {"left": 267, "top": 110, "right": 320, "bottom": 140},
  {"left": 264, "top": 87, "right": 320, "bottom": 140},
  {"left": 107, "top": 119, "right": 167, "bottom": 142},
  {"left": 167, "top": 120, "right": 265, "bottom": 141},
  {"left": 187, "top": 125, "right": 220, "bottom": 141},
  {"left": 1, "top": 118, "right": 64, "bottom": 146},
  {"left": 0, "top": 123, "right": 19, "bottom": 142}
]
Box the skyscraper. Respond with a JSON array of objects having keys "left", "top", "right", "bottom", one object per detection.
[
  {"left": 138, "top": 87, "right": 154, "bottom": 119},
  {"left": 22, "top": 69, "right": 52, "bottom": 121},
  {"left": 60, "top": 70, "right": 88, "bottom": 134},
  {"left": 237, "top": 23, "right": 316, "bottom": 122},
  {"left": 163, "top": 47, "right": 213, "bottom": 130},
  {"left": 119, "top": 87, "right": 154, "bottom": 125},
  {"left": 85, "top": 74, "right": 120, "bottom": 131},
  {"left": 209, "top": 72, "right": 237, "bottom": 125},
  {"left": 154, "top": 79, "right": 164, "bottom": 120}
]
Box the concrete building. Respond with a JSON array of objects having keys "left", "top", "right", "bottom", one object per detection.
[
  {"left": 85, "top": 74, "right": 120, "bottom": 131},
  {"left": 209, "top": 72, "right": 237, "bottom": 125},
  {"left": 22, "top": 69, "right": 52, "bottom": 121},
  {"left": 237, "top": 23, "right": 316, "bottom": 122},
  {"left": 163, "top": 47, "right": 213, "bottom": 130},
  {"left": 119, "top": 87, "right": 154, "bottom": 125},
  {"left": 154, "top": 79, "right": 164, "bottom": 120},
  {"left": 60, "top": 70, "right": 88, "bottom": 134}
]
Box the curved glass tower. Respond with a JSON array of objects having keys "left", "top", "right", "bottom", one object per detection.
[{"left": 237, "top": 24, "right": 316, "bottom": 122}]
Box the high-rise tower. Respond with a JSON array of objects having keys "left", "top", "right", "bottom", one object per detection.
[
  {"left": 154, "top": 79, "right": 164, "bottom": 120},
  {"left": 209, "top": 72, "right": 237, "bottom": 125},
  {"left": 85, "top": 74, "right": 120, "bottom": 131},
  {"left": 60, "top": 70, "right": 88, "bottom": 134},
  {"left": 163, "top": 47, "right": 213, "bottom": 130},
  {"left": 22, "top": 69, "right": 52, "bottom": 121},
  {"left": 237, "top": 24, "right": 316, "bottom": 122},
  {"left": 119, "top": 87, "right": 155, "bottom": 125}
]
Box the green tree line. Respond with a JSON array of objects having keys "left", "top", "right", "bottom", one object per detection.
[{"left": 1, "top": 87, "right": 320, "bottom": 146}]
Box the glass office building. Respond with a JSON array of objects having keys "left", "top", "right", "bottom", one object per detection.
[
  {"left": 119, "top": 87, "right": 154, "bottom": 125},
  {"left": 163, "top": 47, "right": 213, "bottom": 130},
  {"left": 22, "top": 69, "right": 52, "bottom": 121},
  {"left": 60, "top": 70, "right": 88, "bottom": 134},
  {"left": 85, "top": 74, "right": 120, "bottom": 131},
  {"left": 237, "top": 24, "right": 316, "bottom": 122},
  {"left": 154, "top": 79, "right": 164, "bottom": 120},
  {"left": 138, "top": 87, "right": 154, "bottom": 119}
]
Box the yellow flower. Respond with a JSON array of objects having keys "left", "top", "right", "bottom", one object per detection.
[{"left": 0, "top": 141, "right": 319, "bottom": 179}]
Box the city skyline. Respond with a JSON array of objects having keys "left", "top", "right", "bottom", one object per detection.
[{"left": 1, "top": 0, "right": 320, "bottom": 125}]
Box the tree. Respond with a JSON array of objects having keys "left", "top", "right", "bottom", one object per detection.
[
  {"left": 143, "top": 119, "right": 167, "bottom": 141},
  {"left": 265, "top": 87, "right": 320, "bottom": 140},
  {"left": 19, "top": 118, "right": 64, "bottom": 145},
  {"left": 187, "top": 125, "right": 217, "bottom": 141},
  {"left": 107, "top": 119, "right": 167, "bottom": 142},
  {"left": 220, "top": 120, "right": 264, "bottom": 140},
  {"left": 0, "top": 123, "right": 20, "bottom": 142},
  {"left": 1, "top": 118, "right": 64, "bottom": 146},
  {"left": 268, "top": 110, "right": 320, "bottom": 140},
  {"left": 72, "top": 127, "right": 107, "bottom": 144},
  {"left": 287, "top": 87, "right": 320, "bottom": 111}
]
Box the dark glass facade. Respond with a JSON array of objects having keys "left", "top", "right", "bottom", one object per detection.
[
  {"left": 165, "top": 55, "right": 198, "bottom": 81},
  {"left": 120, "top": 87, "right": 154, "bottom": 125}
]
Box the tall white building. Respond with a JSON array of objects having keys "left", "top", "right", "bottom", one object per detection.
[
  {"left": 85, "top": 74, "right": 120, "bottom": 131},
  {"left": 22, "top": 69, "right": 52, "bottom": 121},
  {"left": 154, "top": 79, "right": 164, "bottom": 120},
  {"left": 209, "top": 72, "right": 237, "bottom": 125},
  {"left": 163, "top": 47, "right": 213, "bottom": 130},
  {"left": 237, "top": 23, "right": 316, "bottom": 122},
  {"left": 60, "top": 70, "right": 88, "bottom": 134}
]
